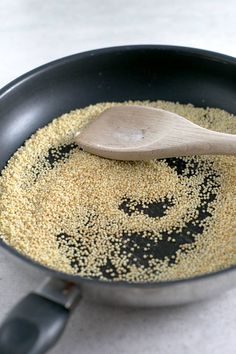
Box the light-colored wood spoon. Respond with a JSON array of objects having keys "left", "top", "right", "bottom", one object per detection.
[{"left": 74, "top": 105, "right": 236, "bottom": 161}]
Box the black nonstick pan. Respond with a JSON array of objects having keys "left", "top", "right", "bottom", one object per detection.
[{"left": 0, "top": 45, "right": 236, "bottom": 354}]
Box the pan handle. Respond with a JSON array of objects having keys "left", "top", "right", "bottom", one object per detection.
[{"left": 0, "top": 278, "right": 81, "bottom": 354}]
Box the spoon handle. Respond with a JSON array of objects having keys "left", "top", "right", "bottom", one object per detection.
[
  {"left": 180, "top": 128, "right": 236, "bottom": 157},
  {"left": 138, "top": 129, "right": 236, "bottom": 161}
]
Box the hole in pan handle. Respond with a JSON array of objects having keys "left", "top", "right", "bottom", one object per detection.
[{"left": 0, "top": 278, "right": 81, "bottom": 354}]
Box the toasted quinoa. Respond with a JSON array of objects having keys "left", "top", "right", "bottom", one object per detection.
[{"left": 0, "top": 100, "right": 235, "bottom": 282}]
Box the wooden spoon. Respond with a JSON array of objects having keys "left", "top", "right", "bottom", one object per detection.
[{"left": 74, "top": 105, "right": 236, "bottom": 161}]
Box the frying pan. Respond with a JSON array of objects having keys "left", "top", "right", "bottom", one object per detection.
[{"left": 0, "top": 45, "right": 236, "bottom": 354}]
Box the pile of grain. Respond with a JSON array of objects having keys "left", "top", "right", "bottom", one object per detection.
[{"left": 0, "top": 100, "right": 235, "bottom": 282}]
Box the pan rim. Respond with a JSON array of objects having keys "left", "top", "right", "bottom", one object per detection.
[{"left": 0, "top": 44, "right": 236, "bottom": 288}]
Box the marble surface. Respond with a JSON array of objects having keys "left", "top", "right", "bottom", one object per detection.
[{"left": 0, "top": 0, "right": 236, "bottom": 353}]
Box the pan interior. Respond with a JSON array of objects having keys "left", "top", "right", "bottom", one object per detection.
[
  {"left": 50, "top": 145, "right": 219, "bottom": 280},
  {"left": 1, "top": 100, "right": 232, "bottom": 283}
]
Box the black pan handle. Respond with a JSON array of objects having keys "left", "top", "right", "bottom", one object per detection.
[{"left": 0, "top": 278, "right": 81, "bottom": 354}]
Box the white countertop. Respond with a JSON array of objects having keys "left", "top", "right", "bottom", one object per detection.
[{"left": 0, "top": 1, "right": 236, "bottom": 353}]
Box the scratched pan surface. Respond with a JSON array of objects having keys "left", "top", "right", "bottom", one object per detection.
[{"left": 0, "top": 45, "right": 236, "bottom": 306}]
